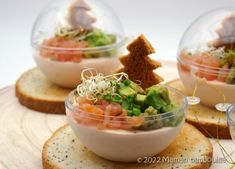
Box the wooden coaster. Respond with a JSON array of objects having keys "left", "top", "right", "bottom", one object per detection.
[
  {"left": 167, "top": 79, "right": 230, "bottom": 139},
  {"left": 15, "top": 68, "right": 72, "bottom": 114},
  {"left": 42, "top": 123, "right": 212, "bottom": 169}
]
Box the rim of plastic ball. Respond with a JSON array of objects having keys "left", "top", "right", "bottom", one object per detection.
[
  {"left": 31, "top": 35, "right": 127, "bottom": 53},
  {"left": 65, "top": 85, "right": 188, "bottom": 120},
  {"left": 177, "top": 55, "right": 231, "bottom": 74},
  {"left": 226, "top": 104, "right": 235, "bottom": 125}
]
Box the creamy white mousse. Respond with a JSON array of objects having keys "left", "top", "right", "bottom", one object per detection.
[
  {"left": 178, "top": 66, "right": 235, "bottom": 108},
  {"left": 34, "top": 54, "right": 121, "bottom": 88},
  {"left": 67, "top": 117, "right": 184, "bottom": 162}
]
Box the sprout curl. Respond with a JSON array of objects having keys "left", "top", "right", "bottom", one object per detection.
[{"left": 75, "top": 68, "right": 128, "bottom": 102}]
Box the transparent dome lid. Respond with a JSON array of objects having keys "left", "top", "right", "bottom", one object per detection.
[
  {"left": 31, "top": 0, "right": 125, "bottom": 49},
  {"left": 178, "top": 8, "right": 235, "bottom": 53}
]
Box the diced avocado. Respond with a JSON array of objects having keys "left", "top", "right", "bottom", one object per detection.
[
  {"left": 121, "top": 96, "right": 135, "bottom": 110},
  {"left": 144, "top": 106, "right": 158, "bottom": 115},
  {"left": 127, "top": 103, "right": 141, "bottom": 112},
  {"left": 134, "top": 94, "right": 148, "bottom": 111},
  {"left": 135, "top": 94, "right": 146, "bottom": 105},
  {"left": 126, "top": 95, "right": 135, "bottom": 102},
  {"left": 132, "top": 108, "right": 141, "bottom": 116},
  {"left": 129, "top": 81, "right": 145, "bottom": 94},
  {"left": 85, "top": 30, "right": 116, "bottom": 47},
  {"left": 126, "top": 107, "right": 141, "bottom": 116},
  {"left": 118, "top": 86, "right": 137, "bottom": 96},
  {"left": 127, "top": 110, "right": 133, "bottom": 116},
  {"left": 145, "top": 90, "right": 167, "bottom": 110},
  {"left": 122, "top": 100, "right": 130, "bottom": 110},
  {"left": 226, "top": 67, "right": 235, "bottom": 84},
  {"left": 160, "top": 103, "right": 177, "bottom": 113},
  {"left": 146, "top": 86, "right": 171, "bottom": 104},
  {"left": 225, "top": 50, "right": 235, "bottom": 67}
]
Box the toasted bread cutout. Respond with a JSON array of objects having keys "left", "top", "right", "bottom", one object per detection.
[{"left": 118, "top": 35, "right": 163, "bottom": 89}]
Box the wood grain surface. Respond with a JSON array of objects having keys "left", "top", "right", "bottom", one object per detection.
[{"left": 0, "top": 61, "right": 235, "bottom": 169}]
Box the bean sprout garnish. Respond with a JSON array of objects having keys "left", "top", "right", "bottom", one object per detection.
[
  {"left": 74, "top": 68, "right": 128, "bottom": 103},
  {"left": 187, "top": 46, "right": 225, "bottom": 59}
]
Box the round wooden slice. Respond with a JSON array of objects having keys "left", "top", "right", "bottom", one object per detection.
[
  {"left": 42, "top": 123, "right": 213, "bottom": 169},
  {"left": 15, "top": 68, "right": 72, "bottom": 114},
  {"left": 167, "top": 79, "right": 230, "bottom": 139}
]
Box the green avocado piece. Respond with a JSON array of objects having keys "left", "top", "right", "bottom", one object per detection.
[
  {"left": 144, "top": 106, "right": 158, "bottom": 115},
  {"left": 146, "top": 86, "right": 171, "bottom": 104},
  {"left": 118, "top": 86, "right": 137, "bottom": 96},
  {"left": 127, "top": 107, "right": 141, "bottom": 116},
  {"left": 129, "top": 81, "right": 145, "bottom": 94},
  {"left": 135, "top": 94, "right": 146, "bottom": 105},
  {"left": 121, "top": 95, "right": 135, "bottom": 110},
  {"left": 132, "top": 108, "right": 141, "bottom": 116},
  {"left": 145, "top": 90, "right": 167, "bottom": 110},
  {"left": 160, "top": 103, "right": 177, "bottom": 113},
  {"left": 85, "top": 30, "right": 116, "bottom": 47},
  {"left": 224, "top": 50, "right": 235, "bottom": 67},
  {"left": 226, "top": 67, "right": 235, "bottom": 84}
]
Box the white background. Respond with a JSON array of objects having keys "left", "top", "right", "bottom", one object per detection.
[{"left": 0, "top": 0, "right": 234, "bottom": 88}]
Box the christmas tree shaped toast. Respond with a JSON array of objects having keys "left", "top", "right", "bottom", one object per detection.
[{"left": 118, "top": 34, "right": 163, "bottom": 89}]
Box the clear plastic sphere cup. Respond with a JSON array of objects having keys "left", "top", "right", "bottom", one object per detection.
[
  {"left": 227, "top": 104, "right": 235, "bottom": 141},
  {"left": 65, "top": 85, "right": 188, "bottom": 162},
  {"left": 31, "top": 0, "right": 126, "bottom": 88},
  {"left": 177, "top": 8, "right": 235, "bottom": 110}
]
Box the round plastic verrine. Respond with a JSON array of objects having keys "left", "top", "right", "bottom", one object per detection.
[
  {"left": 227, "top": 104, "right": 235, "bottom": 141},
  {"left": 65, "top": 85, "right": 188, "bottom": 130},
  {"left": 177, "top": 8, "right": 235, "bottom": 107}
]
